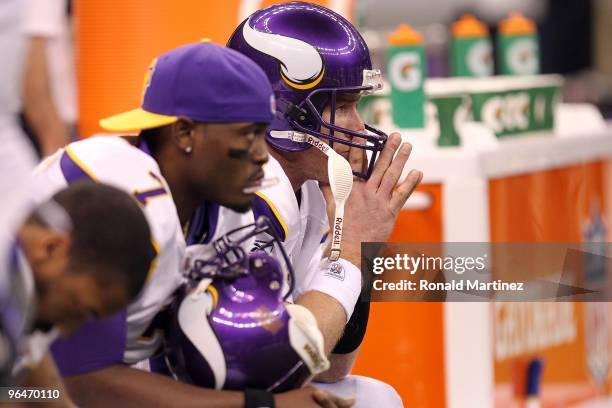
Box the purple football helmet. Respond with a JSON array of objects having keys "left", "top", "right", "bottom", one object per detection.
[
  {"left": 166, "top": 217, "right": 329, "bottom": 392},
  {"left": 227, "top": 1, "right": 387, "bottom": 179}
]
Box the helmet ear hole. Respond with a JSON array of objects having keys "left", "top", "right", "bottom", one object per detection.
[{"left": 286, "top": 103, "right": 318, "bottom": 130}]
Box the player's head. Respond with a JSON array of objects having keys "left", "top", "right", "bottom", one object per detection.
[
  {"left": 227, "top": 1, "right": 387, "bottom": 180},
  {"left": 99, "top": 42, "right": 275, "bottom": 213},
  {"left": 166, "top": 217, "right": 329, "bottom": 391},
  {"left": 17, "top": 181, "right": 156, "bottom": 335}
]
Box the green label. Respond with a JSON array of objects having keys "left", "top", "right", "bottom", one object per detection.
[
  {"left": 528, "top": 86, "right": 560, "bottom": 132},
  {"left": 452, "top": 38, "right": 493, "bottom": 77},
  {"left": 472, "top": 91, "right": 529, "bottom": 136},
  {"left": 498, "top": 35, "right": 540, "bottom": 75},
  {"left": 471, "top": 86, "right": 559, "bottom": 137},
  {"left": 430, "top": 95, "right": 465, "bottom": 146},
  {"left": 387, "top": 46, "right": 426, "bottom": 128}
]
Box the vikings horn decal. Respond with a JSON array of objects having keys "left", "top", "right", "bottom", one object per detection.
[
  {"left": 242, "top": 18, "right": 325, "bottom": 90},
  {"left": 178, "top": 289, "right": 227, "bottom": 389}
]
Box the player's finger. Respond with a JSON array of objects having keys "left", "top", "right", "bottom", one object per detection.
[
  {"left": 378, "top": 142, "right": 412, "bottom": 196},
  {"left": 389, "top": 169, "right": 423, "bottom": 212},
  {"left": 312, "top": 389, "right": 355, "bottom": 408},
  {"left": 319, "top": 183, "right": 337, "bottom": 221},
  {"left": 320, "top": 183, "right": 335, "bottom": 206},
  {"left": 312, "top": 390, "right": 336, "bottom": 408},
  {"left": 334, "top": 396, "right": 355, "bottom": 408},
  {"left": 367, "top": 133, "right": 401, "bottom": 187}
]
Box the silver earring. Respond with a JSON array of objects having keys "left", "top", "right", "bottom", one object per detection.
[{"left": 185, "top": 146, "right": 192, "bottom": 154}]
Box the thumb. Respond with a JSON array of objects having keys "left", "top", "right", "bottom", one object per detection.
[
  {"left": 319, "top": 184, "right": 336, "bottom": 220},
  {"left": 319, "top": 183, "right": 334, "bottom": 206}
]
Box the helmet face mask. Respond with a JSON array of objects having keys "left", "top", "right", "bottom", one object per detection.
[
  {"left": 227, "top": 2, "right": 388, "bottom": 179},
  {"left": 282, "top": 81, "right": 388, "bottom": 179},
  {"left": 186, "top": 216, "right": 294, "bottom": 299}
]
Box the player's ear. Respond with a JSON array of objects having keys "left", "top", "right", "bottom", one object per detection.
[
  {"left": 172, "top": 118, "right": 197, "bottom": 154},
  {"left": 23, "top": 225, "right": 72, "bottom": 278}
]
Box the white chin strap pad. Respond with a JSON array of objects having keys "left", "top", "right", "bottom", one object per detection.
[
  {"left": 269, "top": 130, "right": 353, "bottom": 262},
  {"left": 286, "top": 303, "right": 330, "bottom": 375}
]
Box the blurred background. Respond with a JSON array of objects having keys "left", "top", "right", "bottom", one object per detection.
[
  {"left": 4, "top": 0, "right": 612, "bottom": 407},
  {"left": 357, "top": 0, "right": 612, "bottom": 116}
]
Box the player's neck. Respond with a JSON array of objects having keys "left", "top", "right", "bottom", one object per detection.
[
  {"left": 156, "top": 161, "right": 197, "bottom": 226},
  {"left": 171, "top": 189, "right": 198, "bottom": 227},
  {"left": 270, "top": 149, "right": 308, "bottom": 192}
]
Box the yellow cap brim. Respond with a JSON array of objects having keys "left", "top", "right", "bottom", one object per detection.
[{"left": 99, "top": 108, "right": 178, "bottom": 132}]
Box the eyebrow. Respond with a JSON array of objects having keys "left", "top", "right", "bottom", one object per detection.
[{"left": 337, "top": 93, "right": 361, "bottom": 103}]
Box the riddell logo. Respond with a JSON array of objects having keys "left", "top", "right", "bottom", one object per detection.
[
  {"left": 332, "top": 218, "right": 342, "bottom": 245},
  {"left": 306, "top": 136, "right": 329, "bottom": 153}
]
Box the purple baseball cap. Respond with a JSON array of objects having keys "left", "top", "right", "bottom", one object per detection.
[{"left": 100, "top": 41, "right": 275, "bottom": 132}]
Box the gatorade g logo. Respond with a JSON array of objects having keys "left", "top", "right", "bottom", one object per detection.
[
  {"left": 507, "top": 38, "right": 539, "bottom": 75},
  {"left": 389, "top": 52, "right": 421, "bottom": 91},
  {"left": 481, "top": 92, "right": 530, "bottom": 135},
  {"left": 467, "top": 40, "right": 494, "bottom": 77},
  {"left": 141, "top": 58, "right": 158, "bottom": 102}
]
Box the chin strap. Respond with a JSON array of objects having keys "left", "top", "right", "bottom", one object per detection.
[{"left": 269, "top": 131, "right": 352, "bottom": 261}]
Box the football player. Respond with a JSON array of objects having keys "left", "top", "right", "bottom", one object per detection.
[
  {"left": 30, "top": 41, "right": 352, "bottom": 407},
  {"left": 225, "top": 3, "right": 423, "bottom": 406},
  {"left": 1, "top": 181, "right": 154, "bottom": 400}
]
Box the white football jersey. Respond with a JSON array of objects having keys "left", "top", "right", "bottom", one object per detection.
[
  {"left": 188, "top": 156, "right": 334, "bottom": 303},
  {"left": 248, "top": 157, "right": 362, "bottom": 322},
  {"left": 28, "top": 136, "right": 185, "bottom": 373},
  {"left": 252, "top": 157, "right": 330, "bottom": 301}
]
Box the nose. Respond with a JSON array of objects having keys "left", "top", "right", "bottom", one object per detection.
[
  {"left": 334, "top": 104, "right": 366, "bottom": 136},
  {"left": 348, "top": 107, "right": 366, "bottom": 134},
  {"left": 250, "top": 133, "right": 269, "bottom": 165}
]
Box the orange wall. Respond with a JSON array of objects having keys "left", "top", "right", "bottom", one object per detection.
[
  {"left": 489, "top": 161, "right": 606, "bottom": 242},
  {"left": 76, "top": 0, "right": 241, "bottom": 137},
  {"left": 354, "top": 184, "right": 447, "bottom": 408},
  {"left": 490, "top": 161, "right": 610, "bottom": 404},
  {"left": 76, "top": 0, "right": 347, "bottom": 137}
]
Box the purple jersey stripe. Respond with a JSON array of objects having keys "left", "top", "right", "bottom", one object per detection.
[
  {"left": 252, "top": 195, "right": 286, "bottom": 241},
  {"left": 185, "top": 203, "right": 220, "bottom": 245},
  {"left": 50, "top": 310, "right": 127, "bottom": 376},
  {"left": 134, "top": 187, "right": 167, "bottom": 206},
  {"left": 59, "top": 149, "right": 94, "bottom": 183}
]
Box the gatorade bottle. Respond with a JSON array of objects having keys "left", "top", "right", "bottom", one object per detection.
[
  {"left": 450, "top": 14, "right": 493, "bottom": 77},
  {"left": 498, "top": 12, "right": 540, "bottom": 76},
  {"left": 387, "top": 24, "right": 427, "bottom": 128}
]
